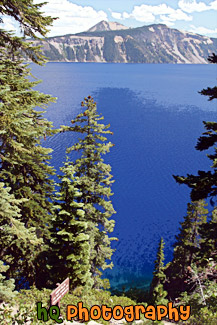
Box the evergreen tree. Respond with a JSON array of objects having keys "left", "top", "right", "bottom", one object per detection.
[
  {"left": 0, "top": 54, "right": 55, "bottom": 231},
  {"left": 61, "top": 96, "right": 117, "bottom": 287},
  {"left": 0, "top": 55, "right": 56, "bottom": 287},
  {"left": 0, "top": 0, "right": 54, "bottom": 63},
  {"left": 50, "top": 162, "right": 93, "bottom": 289},
  {"left": 150, "top": 238, "right": 168, "bottom": 304},
  {"left": 0, "top": 182, "right": 41, "bottom": 288},
  {"left": 165, "top": 201, "right": 208, "bottom": 299},
  {"left": 198, "top": 207, "right": 217, "bottom": 267},
  {"left": 174, "top": 201, "right": 207, "bottom": 270},
  {"left": 0, "top": 1, "right": 56, "bottom": 288}
]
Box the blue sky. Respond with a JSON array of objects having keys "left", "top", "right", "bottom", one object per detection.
[{"left": 2, "top": 0, "right": 217, "bottom": 37}]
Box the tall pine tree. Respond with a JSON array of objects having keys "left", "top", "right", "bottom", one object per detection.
[
  {"left": 60, "top": 96, "right": 117, "bottom": 288},
  {"left": 0, "top": 49, "right": 56, "bottom": 288},
  {"left": 0, "top": 1, "right": 56, "bottom": 288}
]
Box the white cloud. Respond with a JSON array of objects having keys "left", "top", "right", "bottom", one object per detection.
[
  {"left": 1, "top": 0, "right": 108, "bottom": 36},
  {"left": 111, "top": 11, "right": 122, "bottom": 20},
  {"left": 130, "top": 6, "right": 155, "bottom": 23},
  {"left": 123, "top": 12, "right": 130, "bottom": 19},
  {"left": 2, "top": 0, "right": 216, "bottom": 37},
  {"left": 178, "top": 0, "right": 209, "bottom": 13},
  {"left": 132, "top": 4, "right": 174, "bottom": 18},
  {"left": 1, "top": 16, "right": 17, "bottom": 32},
  {"left": 210, "top": 0, "right": 217, "bottom": 10},
  {"left": 0, "top": 16, "right": 24, "bottom": 36},
  {"left": 165, "top": 9, "right": 192, "bottom": 21},
  {"left": 110, "top": 4, "right": 192, "bottom": 24},
  {"left": 159, "top": 16, "right": 175, "bottom": 26},
  {"left": 112, "top": 12, "right": 130, "bottom": 20},
  {"left": 178, "top": 0, "right": 217, "bottom": 13},
  {"left": 33, "top": 0, "right": 108, "bottom": 36},
  {"left": 190, "top": 24, "right": 217, "bottom": 35},
  {"left": 110, "top": 1, "right": 216, "bottom": 23}
]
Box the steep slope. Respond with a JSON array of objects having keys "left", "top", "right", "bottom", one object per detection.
[
  {"left": 31, "top": 23, "right": 217, "bottom": 63},
  {"left": 87, "top": 20, "right": 129, "bottom": 32}
]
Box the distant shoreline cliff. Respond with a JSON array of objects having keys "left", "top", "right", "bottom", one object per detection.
[{"left": 30, "top": 21, "right": 217, "bottom": 64}]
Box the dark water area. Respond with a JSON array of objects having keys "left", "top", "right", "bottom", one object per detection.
[{"left": 31, "top": 63, "right": 217, "bottom": 289}]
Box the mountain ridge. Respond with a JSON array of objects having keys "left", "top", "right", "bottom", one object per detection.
[
  {"left": 31, "top": 22, "right": 217, "bottom": 63},
  {"left": 87, "top": 20, "right": 129, "bottom": 32}
]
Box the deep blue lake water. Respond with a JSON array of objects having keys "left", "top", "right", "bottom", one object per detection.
[{"left": 31, "top": 63, "right": 217, "bottom": 289}]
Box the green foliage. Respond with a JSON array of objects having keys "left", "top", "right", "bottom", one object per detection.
[
  {"left": 0, "top": 1, "right": 56, "bottom": 289},
  {"left": 0, "top": 260, "right": 17, "bottom": 302},
  {"left": 0, "top": 287, "right": 52, "bottom": 324},
  {"left": 169, "top": 55, "right": 217, "bottom": 322},
  {"left": 0, "top": 0, "right": 55, "bottom": 63},
  {"left": 0, "top": 57, "right": 56, "bottom": 227},
  {"left": 0, "top": 54, "right": 56, "bottom": 287},
  {"left": 150, "top": 238, "right": 168, "bottom": 305},
  {"left": 0, "top": 286, "right": 138, "bottom": 324},
  {"left": 165, "top": 201, "right": 208, "bottom": 299},
  {"left": 198, "top": 212, "right": 217, "bottom": 269},
  {"left": 186, "top": 308, "right": 217, "bottom": 325},
  {"left": 60, "top": 96, "right": 117, "bottom": 287},
  {"left": 0, "top": 182, "right": 42, "bottom": 290},
  {"left": 50, "top": 162, "right": 93, "bottom": 289},
  {"left": 178, "top": 280, "right": 217, "bottom": 324}
]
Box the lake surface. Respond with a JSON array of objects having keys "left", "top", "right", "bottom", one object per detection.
[{"left": 31, "top": 63, "right": 217, "bottom": 289}]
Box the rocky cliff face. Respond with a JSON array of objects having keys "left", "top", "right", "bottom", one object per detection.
[{"left": 32, "top": 22, "right": 217, "bottom": 63}]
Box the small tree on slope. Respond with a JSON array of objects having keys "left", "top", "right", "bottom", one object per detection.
[
  {"left": 165, "top": 200, "right": 208, "bottom": 299},
  {"left": 150, "top": 237, "right": 168, "bottom": 305}
]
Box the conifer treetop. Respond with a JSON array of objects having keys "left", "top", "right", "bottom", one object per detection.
[{"left": 0, "top": 0, "right": 55, "bottom": 63}]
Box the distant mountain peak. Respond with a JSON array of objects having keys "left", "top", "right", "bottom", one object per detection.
[{"left": 87, "top": 20, "right": 129, "bottom": 32}]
